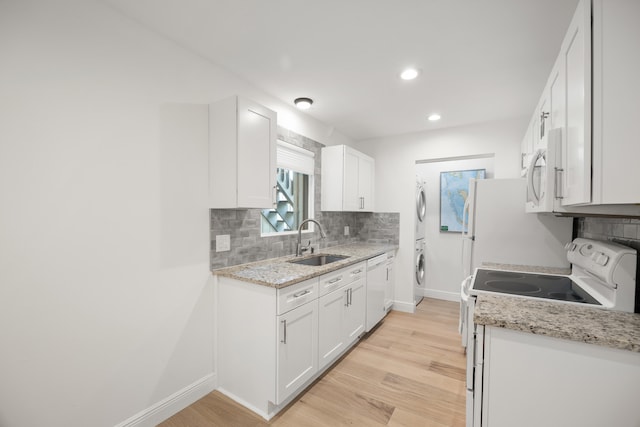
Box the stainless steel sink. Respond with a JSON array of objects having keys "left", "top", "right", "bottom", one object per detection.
[{"left": 288, "top": 254, "right": 349, "bottom": 266}]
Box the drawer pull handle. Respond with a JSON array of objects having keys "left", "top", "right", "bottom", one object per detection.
[
  {"left": 293, "top": 289, "right": 311, "bottom": 298},
  {"left": 351, "top": 269, "right": 362, "bottom": 274},
  {"left": 328, "top": 277, "right": 342, "bottom": 284}
]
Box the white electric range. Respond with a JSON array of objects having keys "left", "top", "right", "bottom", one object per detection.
[{"left": 461, "top": 237, "right": 638, "bottom": 427}]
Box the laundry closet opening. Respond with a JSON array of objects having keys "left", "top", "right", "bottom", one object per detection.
[{"left": 415, "top": 154, "right": 495, "bottom": 302}]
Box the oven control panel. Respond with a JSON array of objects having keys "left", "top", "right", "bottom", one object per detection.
[{"left": 566, "top": 238, "right": 636, "bottom": 287}]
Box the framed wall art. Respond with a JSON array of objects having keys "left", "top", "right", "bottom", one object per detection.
[{"left": 440, "top": 169, "right": 485, "bottom": 232}]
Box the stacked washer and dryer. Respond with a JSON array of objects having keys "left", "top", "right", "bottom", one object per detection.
[{"left": 414, "top": 175, "right": 426, "bottom": 305}]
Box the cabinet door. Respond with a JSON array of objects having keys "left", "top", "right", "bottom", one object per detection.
[
  {"left": 548, "top": 58, "right": 565, "bottom": 133},
  {"left": 358, "top": 154, "right": 374, "bottom": 211},
  {"left": 561, "top": 0, "right": 591, "bottom": 206},
  {"left": 484, "top": 327, "right": 640, "bottom": 427},
  {"left": 344, "top": 277, "right": 366, "bottom": 345},
  {"left": 237, "top": 97, "right": 276, "bottom": 208},
  {"left": 318, "top": 286, "right": 348, "bottom": 370},
  {"left": 276, "top": 300, "right": 318, "bottom": 404},
  {"left": 343, "top": 148, "right": 361, "bottom": 211}
]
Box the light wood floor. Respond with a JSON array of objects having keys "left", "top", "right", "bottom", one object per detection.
[{"left": 160, "top": 298, "right": 466, "bottom": 426}]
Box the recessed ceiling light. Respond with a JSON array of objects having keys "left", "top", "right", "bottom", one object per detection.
[
  {"left": 294, "top": 97, "right": 313, "bottom": 110},
  {"left": 428, "top": 114, "right": 441, "bottom": 121},
  {"left": 400, "top": 68, "right": 420, "bottom": 80}
]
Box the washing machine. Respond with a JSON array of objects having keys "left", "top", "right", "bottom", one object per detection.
[
  {"left": 415, "top": 177, "right": 426, "bottom": 240},
  {"left": 414, "top": 239, "right": 425, "bottom": 305}
]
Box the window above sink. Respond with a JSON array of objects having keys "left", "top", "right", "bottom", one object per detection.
[{"left": 261, "top": 141, "right": 315, "bottom": 236}]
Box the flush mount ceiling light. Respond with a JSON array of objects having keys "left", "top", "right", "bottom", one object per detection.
[
  {"left": 400, "top": 68, "right": 420, "bottom": 80},
  {"left": 428, "top": 113, "right": 441, "bottom": 121},
  {"left": 294, "top": 97, "right": 313, "bottom": 110}
]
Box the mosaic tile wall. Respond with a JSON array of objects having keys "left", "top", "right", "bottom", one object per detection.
[{"left": 210, "top": 127, "right": 400, "bottom": 270}]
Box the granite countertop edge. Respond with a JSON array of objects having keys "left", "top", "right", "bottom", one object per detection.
[
  {"left": 212, "top": 243, "right": 397, "bottom": 289},
  {"left": 474, "top": 262, "right": 640, "bottom": 353},
  {"left": 474, "top": 294, "right": 640, "bottom": 353}
]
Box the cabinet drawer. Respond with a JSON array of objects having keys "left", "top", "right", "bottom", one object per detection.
[
  {"left": 319, "top": 262, "right": 366, "bottom": 296},
  {"left": 277, "top": 278, "right": 318, "bottom": 315}
]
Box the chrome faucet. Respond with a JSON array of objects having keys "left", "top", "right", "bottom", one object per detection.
[{"left": 296, "top": 218, "right": 327, "bottom": 256}]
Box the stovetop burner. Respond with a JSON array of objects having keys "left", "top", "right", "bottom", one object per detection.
[{"left": 473, "top": 269, "right": 601, "bottom": 306}]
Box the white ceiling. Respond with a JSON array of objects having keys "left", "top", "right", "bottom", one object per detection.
[{"left": 103, "top": 0, "right": 579, "bottom": 141}]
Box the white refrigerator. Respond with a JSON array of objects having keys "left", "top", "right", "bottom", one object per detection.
[{"left": 461, "top": 178, "right": 573, "bottom": 278}]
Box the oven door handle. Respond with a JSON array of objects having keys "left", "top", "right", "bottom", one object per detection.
[
  {"left": 459, "top": 276, "right": 473, "bottom": 335},
  {"left": 461, "top": 275, "right": 472, "bottom": 301}
]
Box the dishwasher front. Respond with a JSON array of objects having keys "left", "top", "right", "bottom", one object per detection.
[{"left": 366, "top": 253, "right": 388, "bottom": 332}]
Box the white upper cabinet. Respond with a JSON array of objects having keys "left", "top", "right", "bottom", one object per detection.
[
  {"left": 561, "top": 0, "right": 591, "bottom": 206},
  {"left": 591, "top": 0, "right": 640, "bottom": 204},
  {"left": 523, "top": 0, "right": 640, "bottom": 210},
  {"left": 322, "top": 145, "right": 375, "bottom": 212},
  {"left": 209, "top": 96, "right": 276, "bottom": 208}
]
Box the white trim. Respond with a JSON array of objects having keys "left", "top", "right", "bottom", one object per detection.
[
  {"left": 391, "top": 300, "right": 416, "bottom": 313},
  {"left": 217, "top": 387, "right": 271, "bottom": 420},
  {"left": 114, "top": 373, "right": 216, "bottom": 427},
  {"left": 416, "top": 153, "right": 495, "bottom": 164},
  {"left": 276, "top": 140, "right": 314, "bottom": 175},
  {"left": 423, "top": 288, "right": 460, "bottom": 302},
  {"left": 276, "top": 140, "right": 315, "bottom": 157}
]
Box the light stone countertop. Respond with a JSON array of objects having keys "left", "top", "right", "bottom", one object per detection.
[
  {"left": 475, "top": 263, "right": 640, "bottom": 353},
  {"left": 212, "top": 243, "right": 397, "bottom": 289},
  {"left": 481, "top": 262, "right": 571, "bottom": 275}
]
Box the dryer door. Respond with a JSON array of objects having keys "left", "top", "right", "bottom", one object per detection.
[
  {"left": 415, "top": 249, "right": 425, "bottom": 285},
  {"left": 416, "top": 185, "right": 426, "bottom": 223}
]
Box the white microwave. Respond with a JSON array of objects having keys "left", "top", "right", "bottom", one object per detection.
[{"left": 527, "top": 129, "right": 640, "bottom": 216}]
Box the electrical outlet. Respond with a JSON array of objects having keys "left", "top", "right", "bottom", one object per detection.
[
  {"left": 216, "top": 234, "right": 231, "bottom": 252},
  {"left": 344, "top": 225, "right": 350, "bottom": 236}
]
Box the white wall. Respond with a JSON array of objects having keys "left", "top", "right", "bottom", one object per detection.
[
  {"left": 0, "top": 1, "right": 351, "bottom": 426},
  {"left": 354, "top": 119, "right": 524, "bottom": 312}
]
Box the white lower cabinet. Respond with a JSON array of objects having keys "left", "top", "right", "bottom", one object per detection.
[
  {"left": 217, "top": 261, "right": 367, "bottom": 420},
  {"left": 479, "top": 327, "right": 640, "bottom": 427},
  {"left": 318, "top": 263, "right": 366, "bottom": 369},
  {"left": 343, "top": 276, "right": 366, "bottom": 341},
  {"left": 318, "top": 286, "right": 348, "bottom": 369},
  {"left": 276, "top": 299, "right": 318, "bottom": 404}
]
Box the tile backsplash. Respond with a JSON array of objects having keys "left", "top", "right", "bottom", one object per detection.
[
  {"left": 210, "top": 127, "right": 400, "bottom": 270},
  {"left": 577, "top": 217, "right": 640, "bottom": 251},
  {"left": 210, "top": 209, "right": 399, "bottom": 269}
]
